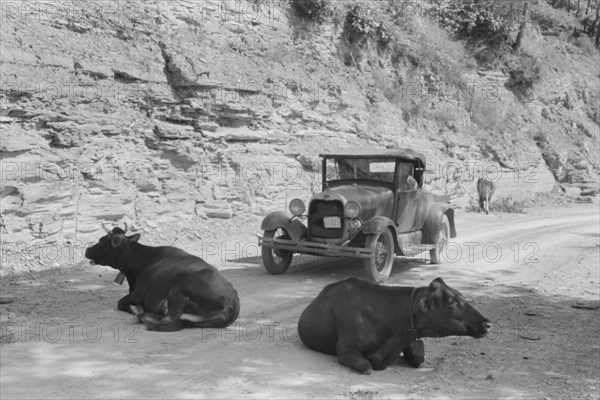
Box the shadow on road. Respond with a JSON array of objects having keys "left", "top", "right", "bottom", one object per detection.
[{"left": 1, "top": 270, "right": 598, "bottom": 399}]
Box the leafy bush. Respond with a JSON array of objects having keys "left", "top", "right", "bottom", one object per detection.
[
  {"left": 505, "top": 54, "right": 542, "bottom": 103},
  {"left": 291, "top": 0, "right": 335, "bottom": 23},
  {"left": 529, "top": 1, "right": 580, "bottom": 31},
  {"left": 343, "top": 4, "right": 392, "bottom": 49},
  {"left": 435, "top": 0, "right": 511, "bottom": 42},
  {"left": 433, "top": 0, "right": 534, "bottom": 64}
]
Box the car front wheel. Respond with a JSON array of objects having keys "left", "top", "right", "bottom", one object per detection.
[
  {"left": 262, "top": 228, "right": 293, "bottom": 275},
  {"left": 429, "top": 215, "right": 450, "bottom": 264},
  {"left": 363, "top": 228, "right": 395, "bottom": 283}
]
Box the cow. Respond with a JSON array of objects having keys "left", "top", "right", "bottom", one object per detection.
[
  {"left": 85, "top": 223, "right": 240, "bottom": 332},
  {"left": 297, "top": 277, "right": 491, "bottom": 374},
  {"left": 476, "top": 177, "right": 496, "bottom": 214}
]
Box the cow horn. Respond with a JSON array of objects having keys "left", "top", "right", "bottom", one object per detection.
[
  {"left": 101, "top": 222, "right": 112, "bottom": 234},
  {"left": 123, "top": 222, "right": 128, "bottom": 233}
]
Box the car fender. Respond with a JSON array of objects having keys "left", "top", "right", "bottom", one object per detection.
[
  {"left": 261, "top": 211, "right": 308, "bottom": 242},
  {"left": 422, "top": 204, "right": 457, "bottom": 244},
  {"left": 362, "top": 216, "right": 400, "bottom": 253},
  {"left": 362, "top": 216, "right": 395, "bottom": 236}
]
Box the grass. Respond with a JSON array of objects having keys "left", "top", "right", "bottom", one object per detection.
[
  {"left": 569, "top": 35, "right": 598, "bottom": 56},
  {"left": 415, "top": 101, "right": 461, "bottom": 127},
  {"left": 466, "top": 195, "right": 527, "bottom": 214},
  {"left": 391, "top": 18, "right": 473, "bottom": 85},
  {"left": 469, "top": 94, "right": 506, "bottom": 130}
]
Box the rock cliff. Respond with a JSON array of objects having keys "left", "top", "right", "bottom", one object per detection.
[{"left": 1, "top": 1, "right": 598, "bottom": 274}]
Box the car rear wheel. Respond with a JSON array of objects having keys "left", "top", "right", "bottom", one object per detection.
[
  {"left": 363, "top": 228, "right": 395, "bottom": 283},
  {"left": 262, "top": 228, "right": 293, "bottom": 275},
  {"left": 430, "top": 215, "right": 450, "bottom": 264}
]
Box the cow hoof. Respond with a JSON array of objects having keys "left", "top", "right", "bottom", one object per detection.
[
  {"left": 359, "top": 362, "right": 373, "bottom": 375},
  {"left": 407, "top": 356, "right": 425, "bottom": 368},
  {"left": 352, "top": 362, "right": 373, "bottom": 375},
  {"left": 129, "top": 305, "right": 143, "bottom": 315}
]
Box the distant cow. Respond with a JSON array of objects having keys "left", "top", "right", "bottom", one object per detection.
[
  {"left": 85, "top": 223, "right": 240, "bottom": 331},
  {"left": 298, "top": 277, "right": 491, "bottom": 374},
  {"left": 476, "top": 177, "right": 496, "bottom": 214}
]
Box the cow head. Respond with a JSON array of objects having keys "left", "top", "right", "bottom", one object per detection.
[
  {"left": 415, "top": 278, "right": 491, "bottom": 339},
  {"left": 85, "top": 223, "right": 141, "bottom": 270}
]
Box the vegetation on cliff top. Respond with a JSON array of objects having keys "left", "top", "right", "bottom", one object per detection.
[{"left": 290, "top": 0, "right": 599, "bottom": 73}]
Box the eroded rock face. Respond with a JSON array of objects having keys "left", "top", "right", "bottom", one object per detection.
[{"left": 1, "top": 1, "right": 598, "bottom": 275}]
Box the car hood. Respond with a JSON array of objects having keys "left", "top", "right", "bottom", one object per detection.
[{"left": 310, "top": 184, "right": 394, "bottom": 219}]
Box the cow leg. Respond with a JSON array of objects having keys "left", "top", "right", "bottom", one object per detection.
[
  {"left": 137, "top": 286, "right": 206, "bottom": 332},
  {"left": 129, "top": 305, "right": 144, "bottom": 315},
  {"left": 337, "top": 348, "right": 373, "bottom": 375},
  {"left": 137, "top": 313, "right": 184, "bottom": 331},
  {"left": 402, "top": 339, "right": 425, "bottom": 368},
  {"left": 174, "top": 271, "right": 240, "bottom": 328},
  {"left": 139, "top": 271, "right": 239, "bottom": 331},
  {"left": 137, "top": 284, "right": 232, "bottom": 331},
  {"left": 365, "top": 334, "right": 411, "bottom": 371},
  {"left": 336, "top": 339, "right": 372, "bottom": 374},
  {"left": 137, "top": 294, "right": 186, "bottom": 332},
  {"left": 366, "top": 330, "right": 417, "bottom": 371},
  {"left": 117, "top": 290, "right": 144, "bottom": 315}
]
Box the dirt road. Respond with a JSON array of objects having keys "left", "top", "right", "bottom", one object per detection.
[{"left": 1, "top": 205, "right": 599, "bottom": 399}]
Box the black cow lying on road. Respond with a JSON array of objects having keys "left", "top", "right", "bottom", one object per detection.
[
  {"left": 85, "top": 223, "right": 240, "bottom": 331},
  {"left": 477, "top": 177, "right": 496, "bottom": 214},
  {"left": 298, "top": 277, "right": 491, "bottom": 374}
]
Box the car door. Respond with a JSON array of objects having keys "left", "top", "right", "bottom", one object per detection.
[
  {"left": 412, "top": 190, "right": 427, "bottom": 231},
  {"left": 394, "top": 162, "right": 418, "bottom": 233}
]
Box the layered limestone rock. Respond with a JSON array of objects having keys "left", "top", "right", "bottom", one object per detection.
[{"left": 1, "top": 1, "right": 598, "bottom": 275}]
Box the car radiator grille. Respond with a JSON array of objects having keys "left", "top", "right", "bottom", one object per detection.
[{"left": 308, "top": 200, "right": 344, "bottom": 239}]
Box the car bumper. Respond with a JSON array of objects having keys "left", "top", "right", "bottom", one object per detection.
[{"left": 258, "top": 235, "right": 375, "bottom": 259}]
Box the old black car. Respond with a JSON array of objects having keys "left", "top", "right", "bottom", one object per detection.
[{"left": 258, "top": 148, "right": 457, "bottom": 282}]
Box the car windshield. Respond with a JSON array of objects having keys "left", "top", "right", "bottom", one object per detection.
[{"left": 325, "top": 158, "right": 395, "bottom": 184}]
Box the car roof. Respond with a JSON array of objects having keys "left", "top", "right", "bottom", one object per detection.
[{"left": 320, "top": 148, "right": 426, "bottom": 166}]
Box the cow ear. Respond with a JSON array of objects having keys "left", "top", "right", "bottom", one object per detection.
[
  {"left": 420, "top": 278, "right": 445, "bottom": 311},
  {"left": 428, "top": 278, "right": 445, "bottom": 293},
  {"left": 110, "top": 235, "right": 124, "bottom": 248},
  {"left": 128, "top": 233, "right": 140, "bottom": 242},
  {"left": 418, "top": 295, "right": 431, "bottom": 312}
]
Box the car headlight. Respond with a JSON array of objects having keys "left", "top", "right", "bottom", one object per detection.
[
  {"left": 344, "top": 201, "right": 362, "bottom": 219},
  {"left": 349, "top": 219, "right": 363, "bottom": 230},
  {"left": 289, "top": 198, "right": 306, "bottom": 216}
]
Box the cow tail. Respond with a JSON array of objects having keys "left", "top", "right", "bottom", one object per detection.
[
  {"left": 143, "top": 316, "right": 185, "bottom": 332},
  {"left": 197, "top": 299, "right": 240, "bottom": 328}
]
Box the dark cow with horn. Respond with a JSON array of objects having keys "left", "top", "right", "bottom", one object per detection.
[
  {"left": 85, "top": 223, "right": 240, "bottom": 331},
  {"left": 476, "top": 177, "right": 496, "bottom": 214},
  {"left": 298, "top": 277, "right": 491, "bottom": 374}
]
